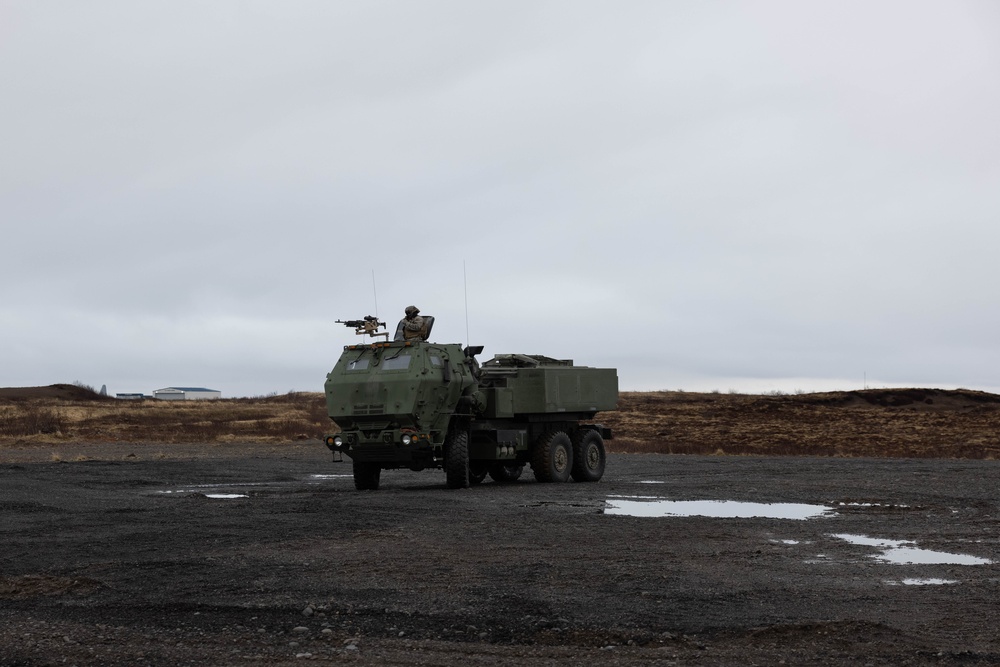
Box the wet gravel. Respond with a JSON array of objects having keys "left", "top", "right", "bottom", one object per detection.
[{"left": 2, "top": 449, "right": 1000, "bottom": 665}]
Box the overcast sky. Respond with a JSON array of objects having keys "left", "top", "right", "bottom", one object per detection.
[{"left": 3, "top": 1, "right": 999, "bottom": 397}]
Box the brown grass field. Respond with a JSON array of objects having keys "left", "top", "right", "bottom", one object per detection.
[{"left": 2, "top": 384, "right": 1000, "bottom": 460}]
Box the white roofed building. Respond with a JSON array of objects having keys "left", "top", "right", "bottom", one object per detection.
[{"left": 153, "top": 387, "right": 221, "bottom": 401}]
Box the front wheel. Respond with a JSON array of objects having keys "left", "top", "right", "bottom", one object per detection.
[
  {"left": 571, "top": 429, "right": 606, "bottom": 482},
  {"left": 531, "top": 431, "right": 573, "bottom": 483},
  {"left": 352, "top": 461, "right": 381, "bottom": 490},
  {"left": 444, "top": 426, "right": 470, "bottom": 489}
]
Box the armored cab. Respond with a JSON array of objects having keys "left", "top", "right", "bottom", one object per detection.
[{"left": 323, "top": 317, "right": 618, "bottom": 490}]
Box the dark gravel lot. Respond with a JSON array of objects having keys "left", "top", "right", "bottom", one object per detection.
[{"left": 2, "top": 447, "right": 1000, "bottom": 665}]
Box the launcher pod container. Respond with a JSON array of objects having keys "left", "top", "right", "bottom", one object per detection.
[{"left": 323, "top": 320, "right": 618, "bottom": 490}]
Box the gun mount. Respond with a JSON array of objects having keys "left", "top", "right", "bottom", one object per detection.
[{"left": 336, "top": 316, "right": 388, "bottom": 340}]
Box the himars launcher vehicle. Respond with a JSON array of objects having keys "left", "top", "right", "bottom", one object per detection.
[{"left": 323, "top": 315, "right": 619, "bottom": 490}]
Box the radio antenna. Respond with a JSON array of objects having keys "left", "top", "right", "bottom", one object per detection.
[
  {"left": 371, "top": 269, "right": 379, "bottom": 318},
  {"left": 464, "top": 260, "right": 470, "bottom": 346}
]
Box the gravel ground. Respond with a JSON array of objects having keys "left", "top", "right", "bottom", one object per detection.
[{"left": 2, "top": 447, "right": 1000, "bottom": 665}]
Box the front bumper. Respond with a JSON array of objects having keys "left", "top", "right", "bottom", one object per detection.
[{"left": 323, "top": 430, "right": 440, "bottom": 468}]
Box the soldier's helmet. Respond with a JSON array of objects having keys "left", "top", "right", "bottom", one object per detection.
[{"left": 405, "top": 305, "right": 420, "bottom": 316}]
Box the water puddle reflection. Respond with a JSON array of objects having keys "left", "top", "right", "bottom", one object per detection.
[
  {"left": 832, "top": 534, "right": 993, "bottom": 565},
  {"left": 605, "top": 497, "right": 833, "bottom": 520},
  {"left": 157, "top": 483, "right": 268, "bottom": 494},
  {"left": 155, "top": 474, "right": 351, "bottom": 498}
]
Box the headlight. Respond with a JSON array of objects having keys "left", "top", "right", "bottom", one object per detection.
[
  {"left": 333, "top": 436, "right": 344, "bottom": 447},
  {"left": 401, "top": 434, "right": 412, "bottom": 445}
]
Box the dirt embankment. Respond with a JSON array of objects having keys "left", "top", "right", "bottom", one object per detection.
[
  {"left": 603, "top": 387, "right": 1000, "bottom": 459},
  {"left": 0, "top": 386, "right": 329, "bottom": 449},
  {"left": 3, "top": 385, "right": 1000, "bottom": 460}
]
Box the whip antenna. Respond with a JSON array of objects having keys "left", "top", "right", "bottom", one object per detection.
[
  {"left": 464, "top": 260, "right": 470, "bottom": 346},
  {"left": 371, "top": 270, "right": 379, "bottom": 318}
]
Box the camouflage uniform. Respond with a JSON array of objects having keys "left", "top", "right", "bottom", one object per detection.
[{"left": 401, "top": 306, "right": 425, "bottom": 341}]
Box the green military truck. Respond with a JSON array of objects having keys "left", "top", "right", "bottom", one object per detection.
[{"left": 323, "top": 316, "right": 618, "bottom": 490}]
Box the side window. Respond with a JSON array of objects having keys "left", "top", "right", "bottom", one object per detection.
[
  {"left": 381, "top": 354, "right": 412, "bottom": 371},
  {"left": 429, "top": 356, "right": 443, "bottom": 368},
  {"left": 346, "top": 359, "right": 370, "bottom": 371}
]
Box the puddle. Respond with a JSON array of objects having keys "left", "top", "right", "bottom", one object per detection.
[
  {"left": 637, "top": 481, "right": 666, "bottom": 484},
  {"left": 155, "top": 474, "right": 351, "bottom": 497},
  {"left": 605, "top": 498, "right": 833, "bottom": 520},
  {"left": 889, "top": 578, "right": 960, "bottom": 586},
  {"left": 832, "top": 534, "right": 993, "bottom": 565},
  {"left": 157, "top": 483, "right": 269, "bottom": 494}
]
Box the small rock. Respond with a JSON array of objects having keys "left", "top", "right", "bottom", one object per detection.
[
  {"left": 321, "top": 629, "right": 333, "bottom": 636},
  {"left": 345, "top": 644, "right": 359, "bottom": 652},
  {"left": 302, "top": 605, "right": 314, "bottom": 617},
  {"left": 292, "top": 626, "right": 310, "bottom": 633}
]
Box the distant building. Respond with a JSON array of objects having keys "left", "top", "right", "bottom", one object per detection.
[{"left": 153, "top": 387, "right": 222, "bottom": 401}]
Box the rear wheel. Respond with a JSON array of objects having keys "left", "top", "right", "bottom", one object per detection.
[
  {"left": 571, "top": 429, "right": 606, "bottom": 482},
  {"left": 531, "top": 431, "right": 573, "bottom": 483},
  {"left": 469, "top": 461, "right": 489, "bottom": 486},
  {"left": 488, "top": 462, "right": 524, "bottom": 484},
  {"left": 352, "top": 461, "right": 381, "bottom": 490},
  {"left": 444, "top": 427, "right": 470, "bottom": 489}
]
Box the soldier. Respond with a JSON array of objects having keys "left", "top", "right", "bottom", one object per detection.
[{"left": 399, "top": 305, "right": 426, "bottom": 341}]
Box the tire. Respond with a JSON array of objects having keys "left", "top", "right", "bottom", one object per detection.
[
  {"left": 469, "top": 462, "right": 489, "bottom": 486},
  {"left": 571, "top": 429, "right": 606, "bottom": 482},
  {"left": 444, "top": 426, "right": 470, "bottom": 489},
  {"left": 352, "top": 461, "right": 381, "bottom": 490},
  {"left": 488, "top": 462, "right": 524, "bottom": 484},
  {"left": 531, "top": 431, "right": 573, "bottom": 483}
]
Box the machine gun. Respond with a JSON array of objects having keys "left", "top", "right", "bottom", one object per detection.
[{"left": 337, "top": 316, "right": 388, "bottom": 340}]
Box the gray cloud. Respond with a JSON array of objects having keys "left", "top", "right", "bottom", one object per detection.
[{"left": 2, "top": 1, "right": 999, "bottom": 396}]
